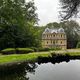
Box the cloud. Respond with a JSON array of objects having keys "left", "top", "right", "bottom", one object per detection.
[{"left": 34, "top": 0, "right": 60, "bottom": 26}]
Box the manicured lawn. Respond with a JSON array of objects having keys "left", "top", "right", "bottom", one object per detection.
[
  {"left": 0, "top": 52, "right": 50, "bottom": 64},
  {"left": 0, "top": 48, "right": 80, "bottom": 65},
  {"left": 65, "top": 52, "right": 80, "bottom": 56}
]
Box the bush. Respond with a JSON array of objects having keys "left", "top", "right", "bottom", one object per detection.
[
  {"left": 17, "top": 48, "right": 34, "bottom": 54},
  {"left": 31, "top": 47, "right": 61, "bottom": 52},
  {"left": 1, "top": 48, "right": 34, "bottom": 54},
  {"left": 38, "top": 48, "right": 51, "bottom": 52},
  {"left": 37, "top": 47, "right": 61, "bottom": 52},
  {"left": 30, "top": 47, "right": 38, "bottom": 52},
  {"left": 50, "top": 47, "right": 61, "bottom": 50}
]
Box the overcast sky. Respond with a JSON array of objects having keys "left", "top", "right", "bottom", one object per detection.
[{"left": 34, "top": 0, "right": 60, "bottom": 26}]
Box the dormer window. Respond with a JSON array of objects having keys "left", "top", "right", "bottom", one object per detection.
[
  {"left": 58, "top": 28, "right": 64, "bottom": 33},
  {"left": 45, "top": 28, "right": 50, "bottom": 33}
]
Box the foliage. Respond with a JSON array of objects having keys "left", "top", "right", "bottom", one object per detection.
[
  {"left": 0, "top": 0, "right": 40, "bottom": 50},
  {"left": 31, "top": 47, "right": 61, "bottom": 52},
  {"left": 60, "top": 0, "right": 80, "bottom": 20},
  {"left": 44, "top": 20, "right": 80, "bottom": 48},
  {"left": 1, "top": 48, "right": 34, "bottom": 54},
  {"left": 38, "top": 48, "right": 51, "bottom": 52},
  {"left": 0, "top": 53, "right": 49, "bottom": 64},
  {"left": 46, "top": 22, "right": 60, "bottom": 29},
  {"left": 0, "top": 49, "right": 80, "bottom": 64},
  {"left": 60, "top": 20, "right": 80, "bottom": 48}
]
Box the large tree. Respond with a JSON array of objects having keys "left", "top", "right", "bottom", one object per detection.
[
  {"left": 60, "top": 20, "right": 80, "bottom": 48},
  {"left": 0, "top": 0, "right": 39, "bottom": 50}
]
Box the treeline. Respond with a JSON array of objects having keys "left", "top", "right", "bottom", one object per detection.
[
  {"left": 0, "top": 0, "right": 80, "bottom": 51},
  {"left": 0, "top": 0, "right": 41, "bottom": 50},
  {"left": 38, "top": 20, "right": 80, "bottom": 49}
]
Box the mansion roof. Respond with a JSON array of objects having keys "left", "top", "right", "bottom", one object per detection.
[{"left": 43, "top": 28, "right": 65, "bottom": 34}]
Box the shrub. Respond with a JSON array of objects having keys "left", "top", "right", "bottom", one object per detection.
[
  {"left": 50, "top": 47, "right": 61, "bottom": 50},
  {"left": 1, "top": 48, "right": 15, "bottom": 54},
  {"left": 38, "top": 48, "right": 50, "bottom": 52},
  {"left": 31, "top": 47, "right": 61, "bottom": 52},
  {"left": 17, "top": 48, "right": 34, "bottom": 54},
  {"left": 30, "top": 47, "right": 38, "bottom": 52},
  {"left": 1, "top": 48, "right": 34, "bottom": 54}
]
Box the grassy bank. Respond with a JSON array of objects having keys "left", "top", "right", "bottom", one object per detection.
[
  {"left": 0, "top": 52, "right": 50, "bottom": 65},
  {"left": 0, "top": 50, "right": 80, "bottom": 65}
]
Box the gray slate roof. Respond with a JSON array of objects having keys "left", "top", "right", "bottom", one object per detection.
[{"left": 43, "top": 28, "right": 65, "bottom": 34}]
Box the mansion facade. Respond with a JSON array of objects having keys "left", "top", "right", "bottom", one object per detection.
[{"left": 42, "top": 28, "right": 67, "bottom": 49}]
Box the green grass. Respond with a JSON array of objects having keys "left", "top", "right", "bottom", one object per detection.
[
  {"left": 0, "top": 49, "right": 80, "bottom": 65},
  {"left": 1, "top": 48, "right": 34, "bottom": 51},
  {"left": 0, "top": 53, "right": 50, "bottom": 64},
  {"left": 65, "top": 52, "right": 80, "bottom": 56}
]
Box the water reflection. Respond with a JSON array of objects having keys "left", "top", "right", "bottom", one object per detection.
[
  {"left": 28, "top": 60, "right": 80, "bottom": 80},
  {"left": 0, "top": 58, "right": 80, "bottom": 80},
  {"left": 0, "top": 62, "right": 37, "bottom": 80}
]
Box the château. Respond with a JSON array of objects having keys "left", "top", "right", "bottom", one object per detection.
[{"left": 42, "top": 28, "right": 67, "bottom": 49}]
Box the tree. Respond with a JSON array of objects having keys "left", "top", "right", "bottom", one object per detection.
[
  {"left": 44, "top": 20, "right": 80, "bottom": 48},
  {"left": 60, "top": 20, "right": 80, "bottom": 48},
  {"left": 0, "top": 0, "right": 39, "bottom": 50},
  {"left": 60, "top": 0, "right": 80, "bottom": 20},
  {"left": 46, "top": 22, "right": 60, "bottom": 29}
]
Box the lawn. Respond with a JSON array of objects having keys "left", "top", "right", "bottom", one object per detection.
[
  {"left": 0, "top": 48, "right": 80, "bottom": 65},
  {"left": 0, "top": 52, "right": 50, "bottom": 65}
]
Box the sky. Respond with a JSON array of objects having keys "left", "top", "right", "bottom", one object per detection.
[
  {"left": 25, "top": 0, "right": 80, "bottom": 26},
  {"left": 34, "top": 0, "right": 60, "bottom": 26}
]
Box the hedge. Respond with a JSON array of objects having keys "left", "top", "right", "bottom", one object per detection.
[{"left": 1, "top": 48, "right": 34, "bottom": 54}]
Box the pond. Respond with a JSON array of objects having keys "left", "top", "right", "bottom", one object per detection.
[{"left": 0, "top": 60, "right": 80, "bottom": 80}]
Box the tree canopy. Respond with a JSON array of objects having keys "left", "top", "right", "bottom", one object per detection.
[
  {"left": 60, "top": 0, "right": 80, "bottom": 20},
  {"left": 0, "top": 0, "right": 40, "bottom": 50}
]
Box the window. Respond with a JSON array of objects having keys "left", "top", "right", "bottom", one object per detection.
[
  {"left": 51, "top": 40, "right": 52, "bottom": 44},
  {"left": 56, "top": 40, "right": 57, "bottom": 43},
  {"left": 43, "top": 34, "right": 45, "bottom": 38},
  {"left": 61, "top": 35, "right": 62, "bottom": 37},
  {"left": 61, "top": 41, "right": 62, "bottom": 44},
  {"left": 47, "top": 41, "right": 48, "bottom": 44},
  {"left": 53, "top": 41, "right": 55, "bottom": 44},
  {"left": 64, "top": 34, "right": 66, "bottom": 38}
]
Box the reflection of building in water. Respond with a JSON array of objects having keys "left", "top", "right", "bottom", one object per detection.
[{"left": 42, "top": 28, "right": 67, "bottom": 49}]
